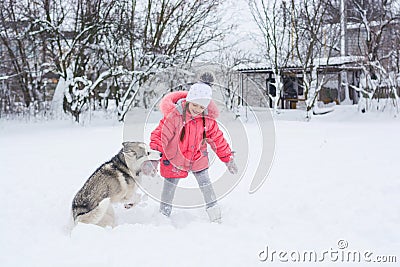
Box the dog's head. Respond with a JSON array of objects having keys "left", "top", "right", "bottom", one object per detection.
[{"left": 122, "top": 142, "right": 161, "bottom": 177}]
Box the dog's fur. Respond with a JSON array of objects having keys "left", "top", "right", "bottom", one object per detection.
[{"left": 71, "top": 142, "right": 161, "bottom": 227}]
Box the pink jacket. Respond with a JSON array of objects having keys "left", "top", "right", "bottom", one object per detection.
[{"left": 150, "top": 91, "right": 232, "bottom": 178}]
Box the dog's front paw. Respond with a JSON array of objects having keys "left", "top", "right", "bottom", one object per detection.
[{"left": 124, "top": 203, "right": 134, "bottom": 209}]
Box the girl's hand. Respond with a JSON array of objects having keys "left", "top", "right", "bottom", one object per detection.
[{"left": 225, "top": 158, "right": 238, "bottom": 174}]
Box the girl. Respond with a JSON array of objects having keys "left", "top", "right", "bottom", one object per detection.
[{"left": 150, "top": 82, "right": 237, "bottom": 223}]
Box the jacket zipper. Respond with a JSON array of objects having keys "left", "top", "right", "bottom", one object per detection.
[{"left": 188, "top": 118, "right": 198, "bottom": 171}]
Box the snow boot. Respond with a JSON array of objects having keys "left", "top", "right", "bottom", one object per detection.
[{"left": 206, "top": 205, "right": 222, "bottom": 223}]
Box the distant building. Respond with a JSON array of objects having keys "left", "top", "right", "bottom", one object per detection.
[
  {"left": 236, "top": 57, "right": 364, "bottom": 109},
  {"left": 235, "top": 1, "right": 400, "bottom": 109},
  {"left": 236, "top": 37, "right": 398, "bottom": 109}
]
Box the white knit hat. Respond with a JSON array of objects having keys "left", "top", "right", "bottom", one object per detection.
[{"left": 186, "top": 83, "right": 212, "bottom": 107}]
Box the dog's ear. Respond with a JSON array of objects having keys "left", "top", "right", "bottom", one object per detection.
[
  {"left": 122, "top": 142, "right": 136, "bottom": 154},
  {"left": 122, "top": 141, "right": 129, "bottom": 147},
  {"left": 122, "top": 141, "right": 134, "bottom": 148},
  {"left": 122, "top": 142, "right": 128, "bottom": 152}
]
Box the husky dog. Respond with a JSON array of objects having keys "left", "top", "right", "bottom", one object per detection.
[{"left": 72, "top": 142, "right": 161, "bottom": 227}]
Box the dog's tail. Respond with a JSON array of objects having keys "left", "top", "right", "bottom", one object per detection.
[
  {"left": 72, "top": 204, "right": 88, "bottom": 222},
  {"left": 74, "top": 198, "right": 111, "bottom": 225}
]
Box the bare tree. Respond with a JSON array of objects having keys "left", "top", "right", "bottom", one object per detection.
[
  {"left": 347, "top": 0, "right": 400, "bottom": 112},
  {"left": 0, "top": 0, "right": 232, "bottom": 121},
  {"left": 249, "top": 0, "right": 294, "bottom": 112},
  {"left": 34, "top": 0, "right": 117, "bottom": 121},
  {"left": 215, "top": 47, "right": 254, "bottom": 110},
  {"left": 0, "top": 0, "right": 47, "bottom": 114},
  {"left": 117, "top": 0, "right": 229, "bottom": 121},
  {"left": 290, "top": 0, "right": 339, "bottom": 117}
]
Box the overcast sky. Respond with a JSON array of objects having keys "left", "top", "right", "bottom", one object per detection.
[
  {"left": 197, "top": 0, "right": 263, "bottom": 63},
  {"left": 223, "top": 0, "right": 262, "bottom": 49}
]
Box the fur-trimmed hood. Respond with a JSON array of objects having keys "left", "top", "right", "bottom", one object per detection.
[{"left": 159, "top": 91, "right": 219, "bottom": 118}]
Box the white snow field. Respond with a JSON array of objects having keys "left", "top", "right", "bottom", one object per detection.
[{"left": 0, "top": 106, "right": 399, "bottom": 267}]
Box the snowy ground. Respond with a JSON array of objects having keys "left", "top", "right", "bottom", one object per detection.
[{"left": 0, "top": 106, "right": 399, "bottom": 267}]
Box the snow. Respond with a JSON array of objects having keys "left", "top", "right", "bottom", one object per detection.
[
  {"left": 0, "top": 106, "right": 399, "bottom": 266},
  {"left": 315, "top": 56, "right": 365, "bottom": 66}
]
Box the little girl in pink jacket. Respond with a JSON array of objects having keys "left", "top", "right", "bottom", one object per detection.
[{"left": 150, "top": 82, "right": 237, "bottom": 222}]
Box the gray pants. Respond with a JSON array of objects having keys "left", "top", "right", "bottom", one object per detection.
[{"left": 160, "top": 168, "right": 217, "bottom": 216}]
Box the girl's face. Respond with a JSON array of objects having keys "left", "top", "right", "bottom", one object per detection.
[{"left": 188, "top": 102, "right": 206, "bottom": 117}]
